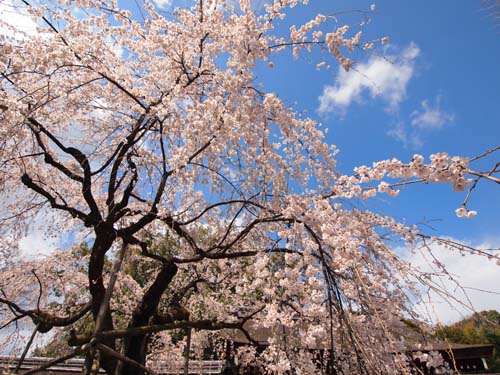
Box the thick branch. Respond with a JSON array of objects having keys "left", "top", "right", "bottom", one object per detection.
[
  {"left": 26, "top": 122, "right": 84, "bottom": 183},
  {"left": 21, "top": 173, "right": 89, "bottom": 223},
  {"left": 121, "top": 261, "right": 178, "bottom": 373},
  {"left": 84, "top": 241, "right": 128, "bottom": 374},
  {"left": 22, "top": 345, "right": 90, "bottom": 375},
  {"left": 111, "top": 153, "right": 138, "bottom": 214},
  {"left": 172, "top": 247, "right": 299, "bottom": 264},
  {"left": 97, "top": 343, "right": 158, "bottom": 375},
  {"left": 0, "top": 296, "right": 92, "bottom": 333},
  {"left": 131, "top": 261, "right": 178, "bottom": 325},
  {"left": 99, "top": 319, "right": 249, "bottom": 339},
  {"left": 27, "top": 118, "right": 102, "bottom": 224},
  {"left": 106, "top": 113, "right": 151, "bottom": 216},
  {"left": 170, "top": 278, "right": 206, "bottom": 306},
  {"left": 179, "top": 199, "right": 265, "bottom": 226}
]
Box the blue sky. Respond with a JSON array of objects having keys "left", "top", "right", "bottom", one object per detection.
[
  {"left": 244, "top": 0, "right": 500, "bottom": 244},
  {"left": 1, "top": 0, "right": 498, "bottom": 323},
  {"left": 107, "top": 0, "right": 499, "bottom": 243},
  {"left": 246, "top": 0, "right": 500, "bottom": 322}
]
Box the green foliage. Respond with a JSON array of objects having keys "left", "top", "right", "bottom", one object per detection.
[
  {"left": 125, "top": 232, "right": 178, "bottom": 288},
  {"left": 33, "top": 234, "right": 187, "bottom": 356},
  {"left": 435, "top": 310, "right": 500, "bottom": 372},
  {"left": 33, "top": 313, "right": 95, "bottom": 358},
  {"left": 32, "top": 336, "right": 71, "bottom": 357}
]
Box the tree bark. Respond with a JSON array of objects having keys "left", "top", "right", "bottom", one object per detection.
[
  {"left": 89, "top": 223, "right": 118, "bottom": 375},
  {"left": 121, "top": 261, "right": 178, "bottom": 375}
]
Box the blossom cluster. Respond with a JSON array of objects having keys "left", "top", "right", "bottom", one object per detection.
[{"left": 0, "top": 0, "right": 497, "bottom": 373}]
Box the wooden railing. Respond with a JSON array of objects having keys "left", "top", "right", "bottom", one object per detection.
[
  {"left": 0, "top": 357, "right": 226, "bottom": 375},
  {"left": 153, "top": 360, "right": 225, "bottom": 374}
]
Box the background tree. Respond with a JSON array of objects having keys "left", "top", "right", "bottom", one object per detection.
[
  {"left": 0, "top": 0, "right": 499, "bottom": 374},
  {"left": 435, "top": 310, "right": 500, "bottom": 372}
]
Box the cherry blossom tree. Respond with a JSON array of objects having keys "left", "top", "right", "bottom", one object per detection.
[{"left": 0, "top": 0, "right": 499, "bottom": 374}]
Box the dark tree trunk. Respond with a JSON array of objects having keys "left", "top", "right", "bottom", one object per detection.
[
  {"left": 89, "top": 223, "right": 118, "bottom": 375},
  {"left": 121, "top": 261, "right": 178, "bottom": 375}
]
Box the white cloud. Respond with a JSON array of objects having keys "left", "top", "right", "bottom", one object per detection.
[
  {"left": 406, "top": 238, "right": 500, "bottom": 324},
  {"left": 104, "top": 36, "right": 125, "bottom": 59},
  {"left": 387, "top": 95, "right": 455, "bottom": 148},
  {"left": 387, "top": 121, "right": 424, "bottom": 149},
  {"left": 411, "top": 96, "right": 455, "bottom": 130},
  {"left": 18, "top": 227, "right": 58, "bottom": 259},
  {"left": 318, "top": 43, "right": 420, "bottom": 114},
  {"left": 387, "top": 121, "right": 409, "bottom": 146},
  {"left": 152, "top": 0, "right": 172, "bottom": 9},
  {"left": 18, "top": 211, "right": 60, "bottom": 258},
  {"left": 0, "top": 0, "right": 39, "bottom": 38}
]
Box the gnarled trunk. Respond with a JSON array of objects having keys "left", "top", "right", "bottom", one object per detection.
[
  {"left": 120, "top": 261, "right": 178, "bottom": 375},
  {"left": 89, "top": 224, "right": 119, "bottom": 375}
]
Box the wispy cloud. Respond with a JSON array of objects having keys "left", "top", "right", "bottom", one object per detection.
[
  {"left": 411, "top": 96, "right": 455, "bottom": 130},
  {"left": 318, "top": 43, "right": 420, "bottom": 114},
  {"left": 387, "top": 95, "right": 455, "bottom": 148},
  {"left": 387, "top": 121, "right": 423, "bottom": 149}
]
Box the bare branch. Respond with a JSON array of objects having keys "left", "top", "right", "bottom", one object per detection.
[
  {"left": 98, "top": 319, "right": 253, "bottom": 340},
  {"left": 467, "top": 169, "right": 500, "bottom": 184},
  {"left": 20, "top": 173, "right": 90, "bottom": 223}
]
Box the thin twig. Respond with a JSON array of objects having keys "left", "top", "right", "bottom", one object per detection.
[
  {"left": 467, "top": 169, "right": 500, "bottom": 184},
  {"left": 468, "top": 145, "right": 500, "bottom": 162}
]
